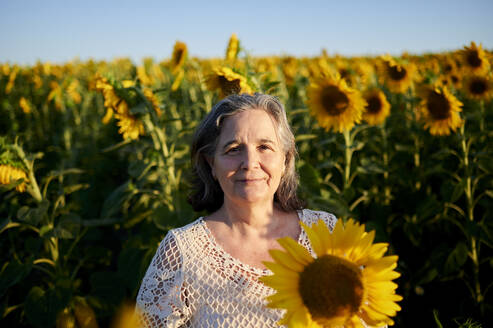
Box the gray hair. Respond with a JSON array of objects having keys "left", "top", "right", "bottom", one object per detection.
[{"left": 188, "top": 93, "right": 305, "bottom": 212}]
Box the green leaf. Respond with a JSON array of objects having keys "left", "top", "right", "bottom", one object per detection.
[
  {"left": 451, "top": 179, "right": 466, "bottom": 203},
  {"left": 62, "top": 183, "right": 90, "bottom": 195},
  {"left": 0, "top": 258, "right": 33, "bottom": 297},
  {"left": 129, "top": 102, "right": 148, "bottom": 115},
  {"left": 444, "top": 242, "right": 468, "bottom": 275},
  {"left": 295, "top": 134, "right": 317, "bottom": 142},
  {"left": 54, "top": 214, "right": 81, "bottom": 239},
  {"left": 478, "top": 158, "right": 493, "bottom": 174},
  {"left": 299, "top": 162, "right": 321, "bottom": 195},
  {"left": 101, "top": 181, "right": 134, "bottom": 218},
  {"left": 16, "top": 200, "right": 50, "bottom": 226},
  {"left": 24, "top": 282, "right": 71, "bottom": 328}
]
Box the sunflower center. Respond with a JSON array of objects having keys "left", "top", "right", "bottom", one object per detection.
[
  {"left": 427, "top": 91, "right": 451, "bottom": 120},
  {"left": 388, "top": 65, "right": 407, "bottom": 81},
  {"left": 469, "top": 78, "right": 488, "bottom": 96},
  {"left": 298, "top": 254, "right": 364, "bottom": 322},
  {"left": 218, "top": 76, "right": 241, "bottom": 95},
  {"left": 320, "top": 86, "right": 349, "bottom": 116},
  {"left": 466, "top": 51, "right": 481, "bottom": 68},
  {"left": 173, "top": 49, "right": 184, "bottom": 66},
  {"left": 366, "top": 95, "right": 382, "bottom": 114}
]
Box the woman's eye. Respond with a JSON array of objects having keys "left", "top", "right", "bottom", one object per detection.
[
  {"left": 259, "top": 144, "right": 272, "bottom": 151},
  {"left": 226, "top": 147, "right": 239, "bottom": 154}
]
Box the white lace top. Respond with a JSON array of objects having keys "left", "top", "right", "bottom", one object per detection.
[{"left": 136, "top": 209, "right": 337, "bottom": 328}]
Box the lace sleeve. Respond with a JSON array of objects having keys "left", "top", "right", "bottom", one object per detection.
[
  {"left": 303, "top": 209, "right": 338, "bottom": 232},
  {"left": 136, "top": 231, "right": 191, "bottom": 328}
]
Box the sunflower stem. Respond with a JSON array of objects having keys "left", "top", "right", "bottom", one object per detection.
[
  {"left": 479, "top": 100, "right": 484, "bottom": 134},
  {"left": 459, "top": 123, "right": 482, "bottom": 307},
  {"left": 343, "top": 129, "right": 353, "bottom": 191},
  {"left": 380, "top": 124, "right": 391, "bottom": 205},
  {"left": 413, "top": 135, "right": 421, "bottom": 190}
]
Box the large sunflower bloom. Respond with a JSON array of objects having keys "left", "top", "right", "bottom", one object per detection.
[
  {"left": 0, "top": 164, "right": 28, "bottom": 192},
  {"left": 378, "top": 56, "right": 415, "bottom": 94},
  {"left": 418, "top": 86, "right": 463, "bottom": 136},
  {"left": 460, "top": 42, "right": 490, "bottom": 75},
  {"left": 463, "top": 74, "right": 493, "bottom": 100},
  {"left": 260, "top": 219, "right": 402, "bottom": 328},
  {"left": 362, "top": 89, "right": 391, "bottom": 126},
  {"left": 206, "top": 67, "right": 252, "bottom": 98},
  {"left": 307, "top": 75, "right": 366, "bottom": 132},
  {"left": 225, "top": 33, "right": 239, "bottom": 62}
]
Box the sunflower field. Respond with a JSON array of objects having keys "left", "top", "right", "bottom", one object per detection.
[{"left": 1, "top": 36, "right": 492, "bottom": 327}]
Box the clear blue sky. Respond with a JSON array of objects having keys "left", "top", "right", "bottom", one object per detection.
[{"left": 1, "top": 0, "right": 492, "bottom": 65}]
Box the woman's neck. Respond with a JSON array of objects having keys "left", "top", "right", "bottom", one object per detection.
[{"left": 216, "top": 199, "right": 282, "bottom": 237}]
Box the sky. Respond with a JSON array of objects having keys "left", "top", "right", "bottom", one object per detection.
[{"left": 1, "top": 0, "right": 492, "bottom": 65}]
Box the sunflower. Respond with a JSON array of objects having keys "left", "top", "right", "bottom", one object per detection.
[
  {"left": 460, "top": 42, "right": 490, "bottom": 75},
  {"left": 307, "top": 74, "right": 366, "bottom": 132},
  {"left": 463, "top": 74, "right": 493, "bottom": 100},
  {"left": 362, "top": 89, "right": 391, "bottom": 126},
  {"left": 206, "top": 67, "right": 252, "bottom": 98},
  {"left": 171, "top": 69, "right": 185, "bottom": 91},
  {"left": 171, "top": 41, "right": 188, "bottom": 74},
  {"left": 137, "top": 66, "right": 153, "bottom": 86},
  {"left": 418, "top": 85, "right": 463, "bottom": 136},
  {"left": 111, "top": 303, "right": 141, "bottom": 328},
  {"left": 378, "top": 56, "right": 415, "bottom": 94},
  {"left": 0, "top": 164, "right": 28, "bottom": 192},
  {"left": 225, "top": 33, "right": 239, "bottom": 62},
  {"left": 143, "top": 87, "right": 162, "bottom": 117},
  {"left": 281, "top": 57, "right": 298, "bottom": 86},
  {"left": 260, "top": 219, "right": 402, "bottom": 327},
  {"left": 19, "top": 97, "right": 32, "bottom": 114},
  {"left": 115, "top": 111, "right": 145, "bottom": 140}
]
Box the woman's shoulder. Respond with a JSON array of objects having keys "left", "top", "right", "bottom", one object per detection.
[
  {"left": 299, "top": 208, "right": 337, "bottom": 231},
  {"left": 163, "top": 217, "right": 205, "bottom": 244}
]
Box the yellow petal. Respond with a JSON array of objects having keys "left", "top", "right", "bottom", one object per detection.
[{"left": 277, "top": 237, "right": 313, "bottom": 266}]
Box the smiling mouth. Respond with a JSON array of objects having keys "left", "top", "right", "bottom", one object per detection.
[{"left": 237, "top": 178, "right": 264, "bottom": 183}]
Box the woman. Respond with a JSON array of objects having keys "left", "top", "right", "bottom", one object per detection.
[{"left": 136, "top": 93, "right": 337, "bottom": 327}]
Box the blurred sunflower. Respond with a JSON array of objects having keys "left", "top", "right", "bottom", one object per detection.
[
  {"left": 19, "top": 97, "right": 32, "bottom": 114},
  {"left": 225, "top": 33, "right": 239, "bottom": 62},
  {"left": 111, "top": 303, "right": 141, "bottom": 328},
  {"left": 206, "top": 67, "right": 252, "bottom": 98},
  {"left": 463, "top": 74, "right": 493, "bottom": 100},
  {"left": 137, "top": 66, "right": 153, "bottom": 86},
  {"left": 5, "top": 67, "right": 18, "bottom": 94},
  {"left": 0, "top": 164, "right": 28, "bottom": 192},
  {"left": 171, "top": 69, "right": 185, "bottom": 91},
  {"left": 362, "top": 89, "right": 391, "bottom": 126},
  {"left": 460, "top": 42, "right": 490, "bottom": 75},
  {"left": 115, "top": 111, "right": 145, "bottom": 140},
  {"left": 281, "top": 57, "right": 298, "bottom": 86},
  {"left": 378, "top": 56, "right": 415, "bottom": 93},
  {"left": 171, "top": 41, "right": 188, "bottom": 74},
  {"left": 260, "top": 219, "right": 402, "bottom": 328},
  {"left": 143, "top": 87, "right": 162, "bottom": 117},
  {"left": 418, "top": 85, "right": 463, "bottom": 136},
  {"left": 307, "top": 74, "right": 366, "bottom": 132}
]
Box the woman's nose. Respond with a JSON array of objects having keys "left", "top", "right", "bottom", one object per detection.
[{"left": 240, "top": 147, "right": 260, "bottom": 170}]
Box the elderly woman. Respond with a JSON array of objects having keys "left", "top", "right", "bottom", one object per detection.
[{"left": 136, "top": 93, "right": 336, "bottom": 327}]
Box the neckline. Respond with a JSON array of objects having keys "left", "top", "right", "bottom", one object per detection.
[{"left": 199, "top": 209, "right": 305, "bottom": 275}]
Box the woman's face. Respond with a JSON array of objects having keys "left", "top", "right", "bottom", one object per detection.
[{"left": 210, "top": 109, "right": 286, "bottom": 206}]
